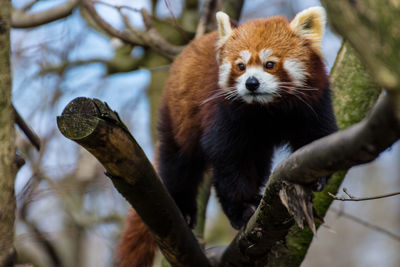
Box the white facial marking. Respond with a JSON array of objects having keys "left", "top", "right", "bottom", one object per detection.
[
  {"left": 239, "top": 50, "right": 251, "bottom": 64},
  {"left": 284, "top": 59, "right": 308, "bottom": 86},
  {"left": 236, "top": 66, "right": 279, "bottom": 104},
  {"left": 218, "top": 60, "right": 232, "bottom": 89},
  {"left": 259, "top": 49, "right": 273, "bottom": 63}
]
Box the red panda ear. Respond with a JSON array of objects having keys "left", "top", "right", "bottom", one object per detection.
[
  {"left": 290, "top": 7, "right": 326, "bottom": 55},
  {"left": 216, "top": 11, "right": 233, "bottom": 47}
]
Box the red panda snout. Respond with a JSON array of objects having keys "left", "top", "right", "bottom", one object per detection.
[{"left": 218, "top": 47, "right": 310, "bottom": 104}]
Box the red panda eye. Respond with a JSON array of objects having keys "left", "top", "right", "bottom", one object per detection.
[
  {"left": 237, "top": 63, "right": 246, "bottom": 71},
  {"left": 264, "top": 61, "right": 275, "bottom": 70}
]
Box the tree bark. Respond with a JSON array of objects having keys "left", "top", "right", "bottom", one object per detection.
[
  {"left": 0, "top": 2, "right": 17, "bottom": 266},
  {"left": 57, "top": 97, "right": 211, "bottom": 267},
  {"left": 11, "top": 0, "right": 79, "bottom": 29}
]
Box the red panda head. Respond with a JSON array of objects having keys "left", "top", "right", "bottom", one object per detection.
[{"left": 216, "top": 7, "right": 327, "bottom": 105}]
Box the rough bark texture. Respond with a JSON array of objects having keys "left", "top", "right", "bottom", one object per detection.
[
  {"left": 0, "top": 2, "right": 17, "bottom": 266},
  {"left": 321, "top": 1, "right": 400, "bottom": 92},
  {"left": 57, "top": 98, "right": 210, "bottom": 267}
]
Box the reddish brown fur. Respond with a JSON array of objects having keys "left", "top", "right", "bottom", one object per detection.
[
  {"left": 162, "top": 32, "right": 220, "bottom": 150},
  {"left": 117, "top": 15, "right": 329, "bottom": 266},
  {"left": 164, "top": 16, "right": 326, "bottom": 153},
  {"left": 116, "top": 209, "right": 157, "bottom": 267},
  {"left": 219, "top": 17, "right": 326, "bottom": 105}
]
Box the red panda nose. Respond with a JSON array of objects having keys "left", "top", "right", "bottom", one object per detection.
[{"left": 245, "top": 77, "right": 260, "bottom": 92}]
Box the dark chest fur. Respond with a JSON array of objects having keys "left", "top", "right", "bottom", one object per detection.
[{"left": 201, "top": 84, "right": 337, "bottom": 165}]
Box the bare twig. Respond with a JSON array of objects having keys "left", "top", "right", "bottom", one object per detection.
[
  {"left": 13, "top": 105, "right": 40, "bottom": 151},
  {"left": 93, "top": 0, "right": 141, "bottom": 13},
  {"left": 94, "top": 0, "right": 189, "bottom": 39},
  {"left": 18, "top": 175, "right": 63, "bottom": 267},
  {"left": 82, "top": 0, "right": 143, "bottom": 46},
  {"left": 138, "top": 9, "right": 184, "bottom": 59},
  {"left": 328, "top": 188, "right": 400, "bottom": 201},
  {"left": 21, "top": 0, "right": 40, "bottom": 12},
  {"left": 11, "top": 0, "right": 79, "bottom": 28},
  {"left": 83, "top": 0, "right": 183, "bottom": 60},
  {"left": 331, "top": 207, "right": 400, "bottom": 242},
  {"left": 162, "top": 0, "right": 190, "bottom": 40}
]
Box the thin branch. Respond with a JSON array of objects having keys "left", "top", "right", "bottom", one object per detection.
[
  {"left": 93, "top": 0, "right": 141, "bottom": 13},
  {"left": 195, "top": 0, "right": 216, "bottom": 39},
  {"left": 83, "top": 0, "right": 183, "bottom": 60},
  {"left": 21, "top": 0, "right": 40, "bottom": 12},
  {"left": 82, "top": 0, "right": 143, "bottom": 46},
  {"left": 328, "top": 188, "right": 400, "bottom": 201},
  {"left": 162, "top": 0, "right": 190, "bottom": 40},
  {"left": 331, "top": 207, "right": 400, "bottom": 242},
  {"left": 19, "top": 175, "right": 63, "bottom": 267},
  {"left": 94, "top": 0, "right": 189, "bottom": 39},
  {"left": 138, "top": 9, "right": 184, "bottom": 59},
  {"left": 13, "top": 104, "right": 40, "bottom": 151},
  {"left": 11, "top": 0, "right": 79, "bottom": 28}
]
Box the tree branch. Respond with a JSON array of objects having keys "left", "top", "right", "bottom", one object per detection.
[
  {"left": 11, "top": 0, "right": 79, "bottom": 29},
  {"left": 82, "top": 0, "right": 183, "bottom": 60},
  {"left": 57, "top": 97, "right": 210, "bottom": 267},
  {"left": 320, "top": 1, "right": 400, "bottom": 93},
  {"left": 329, "top": 188, "right": 400, "bottom": 201},
  {"left": 81, "top": 0, "right": 143, "bottom": 46},
  {"left": 0, "top": 2, "right": 17, "bottom": 265},
  {"left": 13, "top": 104, "right": 40, "bottom": 151}
]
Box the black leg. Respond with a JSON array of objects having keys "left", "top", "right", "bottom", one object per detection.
[
  {"left": 212, "top": 155, "right": 272, "bottom": 230},
  {"left": 157, "top": 140, "right": 205, "bottom": 228}
]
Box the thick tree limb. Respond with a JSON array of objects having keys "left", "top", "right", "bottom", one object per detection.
[
  {"left": 57, "top": 97, "right": 210, "bottom": 267},
  {"left": 321, "top": 1, "right": 400, "bottom": 93},
  {"left": 11, "top": 0, "right": 79, "bottom": 28},
  {"left": 0, "top": 2, "right": 17, "bottom": 266}
]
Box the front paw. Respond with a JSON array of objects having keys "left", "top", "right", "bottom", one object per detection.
[{"left": 229, "top": 204, "right": 257, "bottom": 230}]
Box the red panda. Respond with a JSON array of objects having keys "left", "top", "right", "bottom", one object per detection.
[{"left": 117, "top": 7, "right": 337, "bottom": 266}]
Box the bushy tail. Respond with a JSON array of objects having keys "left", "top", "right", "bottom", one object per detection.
[{"left": 116, "top": 209, "right": 157, "bottom": 267}]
